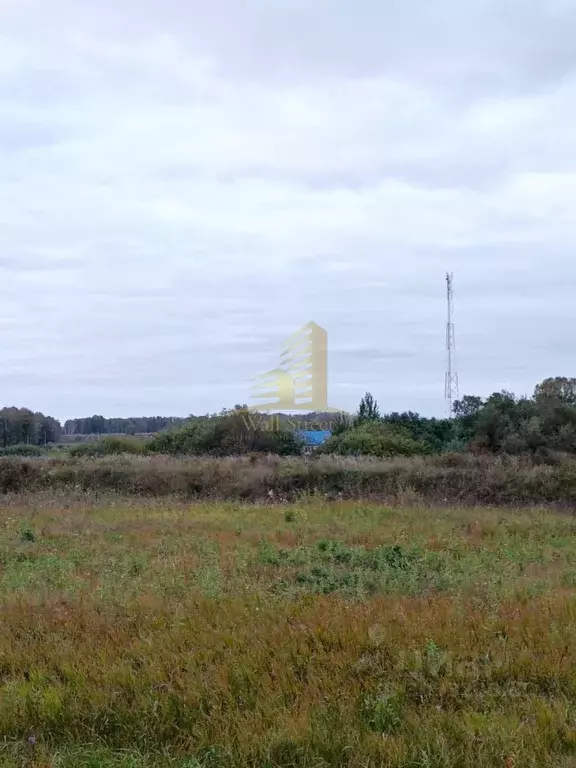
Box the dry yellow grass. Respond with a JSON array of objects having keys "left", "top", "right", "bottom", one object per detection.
[{"left": 0, "top": 494, "right": 575, "bottom": 766}]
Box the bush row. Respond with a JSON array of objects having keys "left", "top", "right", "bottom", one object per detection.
[{"left": 2, "top": 453, "right": 576, "bottom": 505}]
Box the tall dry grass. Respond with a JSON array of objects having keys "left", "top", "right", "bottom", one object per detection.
[
  {"left": 2, "top": 452, "right": 576, "bottom": 505},
  {"left": 1, "top": 592, "right": 576, "bottom": 766},
  {"left": 0, "top": 498, "right": 574, "bottom": 764}
]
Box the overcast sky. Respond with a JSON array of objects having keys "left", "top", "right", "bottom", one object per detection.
[{"left": 1, "top": 0, "right": 575, "bottom": 421}]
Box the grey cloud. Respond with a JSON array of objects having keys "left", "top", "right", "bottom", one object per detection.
[
  {"left": 215, "top": 160, "right": 511, "bottom": 193},
  {"left": 0, "top": 254, "right": 69, "bottom": 271},
  {"left": 333, "top": 347, "right": 416, "bottom": 363},
  {"left": 0, "top": 120, "right": 63, "bottom": 152},
  {"left": 0, "top": 67, "right": 88, "bottom": 107},
  {"left": 0, "top": 0, "right": 575, "bottom": 419},
  {"left": 107, "top": 0, "right": 576, "bottom": 95},
  {"left": 9, "top": 0, "right": 576, "bottom": 97}
]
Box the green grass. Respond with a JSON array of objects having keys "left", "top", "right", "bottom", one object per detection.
[
  {"left": 0, "top": 494, "right": 576, "bottom": 765},
  {"left": 2, "top": 499, "right": 575, "bottom": 603}
]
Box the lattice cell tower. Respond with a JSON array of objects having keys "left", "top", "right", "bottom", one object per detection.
[{"left": 445, "top": 272, "right": 459, "bottom": 416}]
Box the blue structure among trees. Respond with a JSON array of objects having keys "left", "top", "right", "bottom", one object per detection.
[{"left": 296, "top": 430, "right": 332, "bottom": 447}]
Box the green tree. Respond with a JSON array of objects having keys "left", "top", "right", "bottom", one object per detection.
[
  {"left": 534, "top": 377, "right": 576, "bottom": 407},
  {"left": 384, "top": 411, "right": 457, "bottom": 453},
  {"left": 331, "top": 411, "right": 352, "bottom": 436},
  {"left": 0, "top": 407, "right": 61, "bottom": 447},
  {"left": 356, "top": 392, "right": 381, "bottom": 425},
  {"left": 452, "top": 395, "right": 484, "bottom": 420}
]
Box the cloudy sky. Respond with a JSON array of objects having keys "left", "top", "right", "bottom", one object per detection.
[{"left": 1, "top": 0, "right": 575, "bottom": 421}]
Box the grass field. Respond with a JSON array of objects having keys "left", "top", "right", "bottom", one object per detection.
[{"left": 1, "top": 494, "right": 576, "bottom": 766}]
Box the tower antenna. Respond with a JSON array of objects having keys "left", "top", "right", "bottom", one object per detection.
[{"left": 445, "top": 272, "right": 459, "bottom": 416}]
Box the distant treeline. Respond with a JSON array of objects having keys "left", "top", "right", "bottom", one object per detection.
[
  {"left": 62, "top": 416, "right": 189, "bottom": 436},
  {"left": 0, "top": 408, "right": 340, "bottom": 449},
  {"left": 0, "top": 410, "right": 195, "bottom": 447},
  {"left": 5, "top": 377, "right": 576, "bottom": 460},
  {"left": 0, "top": 408, "right": 62, "bottom": 447},
  {"left": 61, "top": 412, "right": 342, "bottom": 437}
]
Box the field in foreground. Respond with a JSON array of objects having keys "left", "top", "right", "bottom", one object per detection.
[{"left": 1, "top": 496, "right": 576, "bottom": 766}]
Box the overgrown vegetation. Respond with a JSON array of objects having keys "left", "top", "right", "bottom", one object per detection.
[
  {"left": 3, "top": 383, "right": 576, "bottom": 764},
  {"left": 322, "top": 379, "right": 576, "bottom": 458},
  {"left": 0, "top": 496, "right": 575, "bottom": 766},
  {"left": 147, "top": 408, "right": 303, "bottom": 457},
  {"left": 6, "top": 377, "right": 576, "bottom": 461},
  {"left": 318, "top": 419, "right": 428, "bottom": 458},
  {"left": 0, "top": 443, "right": 44, "bottom": 457},
  {"left": 68, "top": 436, "right": 147, "bottom": 458},
  {"left": 2, "top": 452, "right": 576, "bottom": 505}
]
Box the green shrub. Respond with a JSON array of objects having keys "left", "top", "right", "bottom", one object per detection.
[
  {"left": 147, "top": 423, "right": 211, "bottom": 455},
  {"left": 148, "top": 409, "right": 303, "bottom": 457},
  {"left": 68, "top": 437, "right": 147, "bottom": 458},
  {"left": 0, "top": 458, "right": 43, "bottom": 492},
  {"left": 0, "top": 444, "right": 44, "bottom": 457},
  {"left": 320, "top": 422, "right": 428, "bottom": 458},
  {"left": 360, "top": 689, "right": 405, "bottom": 733}
]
